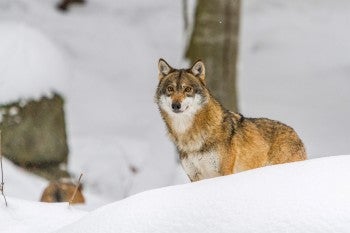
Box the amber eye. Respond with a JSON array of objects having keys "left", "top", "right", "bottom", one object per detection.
[
  {"left": 184, "top": 86, "right": 192, "bottom": 93},
  {"left": 167, "top": 86, "right": 174, "bottom": 92}
]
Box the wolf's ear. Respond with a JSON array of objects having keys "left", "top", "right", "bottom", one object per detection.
[
  {"left": 190, "top": 60, "right": 205, "bottom": 81},
  {"left": 158, "top": 58, "right": 173, "bottom": 78}
]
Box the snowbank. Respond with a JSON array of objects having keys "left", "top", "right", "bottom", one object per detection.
[
  {"left": 54, "top": 155, "right": 350, "bottom": 233},
  {"left": 0, "top": 22, "right": 70, "bottom": 103},
  {"left": 2, "top": 158, "right": 47, "bottom": 201},
  {"left": 1, "top": 157, "right": 110, "bottom": 211},
  {"left": 0, "top": 197, "right": 86, "bottom": 233}
]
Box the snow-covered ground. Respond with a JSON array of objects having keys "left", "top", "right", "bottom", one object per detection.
[
  {"left": 0, "top": 0, "right": 349, "bottom": 224},
  {"left": 54, "top": 155, "right": 350, "bottom": 233},
  {"left": 2, "top": 158, "right": 47, "bottom": 201},
  {"left": 0, "top": 22, "right": 69, "bottom": 102},
  {"left": 0, "top": 0, "right": 187, "bottom": 207},
  {"left": 0, "top": 197, "right": 86, "bottom": 233},
  {"left": 2, "top": 155, "right": 350, "bottom": 233}
]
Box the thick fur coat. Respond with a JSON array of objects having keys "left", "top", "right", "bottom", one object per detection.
[{"left": 155, "top": 59, "right": 306, "bottom": 182}]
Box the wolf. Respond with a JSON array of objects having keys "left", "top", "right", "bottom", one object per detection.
[{"left": 155, "top": 59, "right": 307, "bottom": 182}]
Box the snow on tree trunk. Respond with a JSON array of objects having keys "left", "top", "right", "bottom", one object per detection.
[
  {"left": 185, "top": 0, "right": 240, "bottom": 112},
  {"left": 0, "top": 93, "right": 69, "bottom": 180}
]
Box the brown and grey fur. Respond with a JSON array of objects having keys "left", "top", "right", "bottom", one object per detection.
[{"left": 155, "top": 59, "right": 307, "bottom": 182}]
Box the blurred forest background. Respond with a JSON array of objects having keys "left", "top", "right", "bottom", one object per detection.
[{"left": 0, "top": 0, "right": 349, "bottom": 209}]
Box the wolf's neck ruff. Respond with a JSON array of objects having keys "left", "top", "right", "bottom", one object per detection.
[
  {"left": 160, "top": 97, "right": 224, "bottom": 154},
  {"left": 169, "top": 110, "right": 195, "bottom": 134}
]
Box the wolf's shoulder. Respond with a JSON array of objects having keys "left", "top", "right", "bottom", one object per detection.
[
  {"left": 244, "top": 117, "right": 292, "bottom": 129},
  {"left": 240, "top": 116, "right": 298, "bottom": 143}
]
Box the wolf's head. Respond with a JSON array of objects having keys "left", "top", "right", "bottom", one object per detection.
[{"left": 155, "top": 59, "right": 209, "bottom": 118}]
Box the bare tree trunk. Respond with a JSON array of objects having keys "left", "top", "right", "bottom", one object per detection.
[{"left": 185, "top": 0, "right": 240, "bottom": 112}]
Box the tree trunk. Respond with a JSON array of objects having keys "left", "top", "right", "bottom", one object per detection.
[{"left": 185, "top": 0, "right": 240, "bottom": 112}]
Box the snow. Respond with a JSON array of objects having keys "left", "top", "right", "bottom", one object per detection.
[
  {"left": 2, "top": 158, "right": 47, "bottom": 201},
  {"left": 0, "top": 0, "right": 350, "bottom": 231},
  {"left": 239, "top": 0, "right": 350, "bottom": 157},
  {"left": 0, "top": 0, "right": 186, "bottom": 207},
  {"left": 0, "top": 197, "right": 86, "bottom": 233},
  {"left": 3, "top": 155, "right": 350, "bottom": 233},
  {"left": 0, "top": 22, "right": 70, "bottom": 103},
  {"left": 51, "top": 154, "right": 350, "bottom": 233}
]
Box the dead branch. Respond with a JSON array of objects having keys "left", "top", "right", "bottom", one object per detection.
[
  {"left": 0, "top": 130, "right": 8, "bottom": 206},
  {"left": 69, "top": 173, "right": 83, "bottom": 206}
]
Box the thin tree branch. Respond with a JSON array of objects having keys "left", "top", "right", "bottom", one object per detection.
[
  {"left": 0, "top": 130, "right": 8, "bottom": 207},
  {"left": 69, "top": 173, "right": 83, "bottom": 206}
]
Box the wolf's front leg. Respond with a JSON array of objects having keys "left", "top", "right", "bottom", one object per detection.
[{"left": 187, "top": 173, "right": 201, "bottom": 182}]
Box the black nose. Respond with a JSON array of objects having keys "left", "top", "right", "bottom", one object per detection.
[{"left": 171, "top": 102, "right": 181, "bottom": 111}]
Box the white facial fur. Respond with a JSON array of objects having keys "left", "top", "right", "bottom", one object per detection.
[{"left": 158, "top": 94, "right": 204, "bottom": 134}]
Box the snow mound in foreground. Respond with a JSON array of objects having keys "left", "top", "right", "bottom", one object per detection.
[
  {"left": 2, "top": 158, "right": 47, "bottom": 201},
  {"left": 1, "top": 157, "right": 112, "bottom": 211},
  {"left": 0, "top": 197, "right": 86, "bottom": 233},
  {"left": 55, "top": 155, "right": 350, "bottom": 233},
  {"left": 0, "top": 22, "right": 70, "bottom": 103}
]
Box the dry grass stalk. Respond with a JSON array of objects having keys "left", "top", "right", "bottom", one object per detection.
[
  {"left": 0, "top": 130, "right": 8, "bottom": 206},
  {"left": 69, "top": 173, "right": 83, "bottom": 206}
]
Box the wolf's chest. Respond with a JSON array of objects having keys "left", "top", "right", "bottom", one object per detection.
[{"left": 181, "top": 151, "right": 221, "bottom": 181}]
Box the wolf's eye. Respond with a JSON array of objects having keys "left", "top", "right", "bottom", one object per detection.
[
  {"left": 167, "top": 86, "right": 174, "bottom": 92},
  {"left": 184, "top": 87, "right": 192, "bottom": 93}
]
